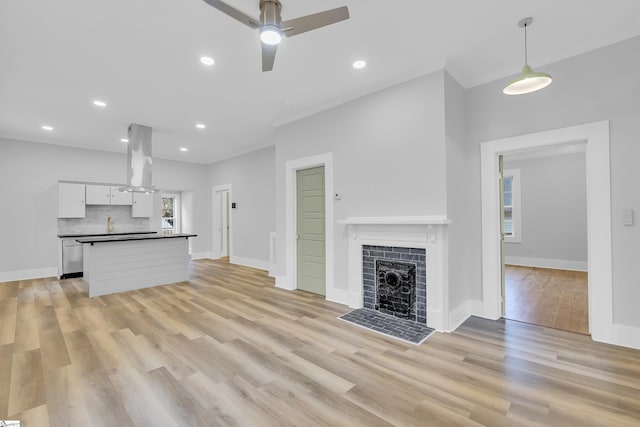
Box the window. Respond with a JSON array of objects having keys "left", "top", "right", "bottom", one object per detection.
[
  {"left": 503, "top": 169, "right": 521, "bottom": 243},
  {"left": 161, "top": 193, "right": 180, "bottom": 234}
]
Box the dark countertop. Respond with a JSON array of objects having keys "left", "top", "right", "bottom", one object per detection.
[
  {"left": 75, "top": 233, "right": 197, "bottom": 244},
  {"left": 58, "top": 231, "right": 157, "bottom": 238}
]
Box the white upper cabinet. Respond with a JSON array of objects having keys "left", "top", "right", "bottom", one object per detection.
[
  {"left": 110, "top": 187, "right": 133, "bottom": 205},
  {"left": 86, "top": 184, "right": 132, "bottom": 205},
  {"left": 86, "top": 184, "right": 111, "bottom": 205},
  {"left": 132, "top": 193, "right": 154, "bottom": 217},
  {"left": 58, "top": 183, "right": 86, "bottom": 218}
]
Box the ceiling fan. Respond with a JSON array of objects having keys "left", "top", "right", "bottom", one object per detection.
[{"left": 202, "top": 0, "right": 350, "bottom": 71}]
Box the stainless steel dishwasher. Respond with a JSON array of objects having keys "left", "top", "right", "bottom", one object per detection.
[{"left": 61, "top": 238, "right": 83, "bottom": 279}]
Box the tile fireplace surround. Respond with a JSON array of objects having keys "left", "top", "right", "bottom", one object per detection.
[{"left": 338, "top": 216, "right": 451, "bottom": 332}]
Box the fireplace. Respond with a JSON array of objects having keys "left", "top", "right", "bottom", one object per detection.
[
  {"left": 340, "top": 216, "right": 450, "bottom": 331},
  {"left": 363, "top": 245, "right": 426, "bottom": 323}
]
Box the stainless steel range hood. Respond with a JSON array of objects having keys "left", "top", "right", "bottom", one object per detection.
[{"left": 119, "top": 123, "right": 157, "bottom": 193}]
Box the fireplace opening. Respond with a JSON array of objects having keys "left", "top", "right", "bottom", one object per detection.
[
  {"left": 363, "top": 245, "right": 426, "bottom": 324},
  {"left": 376, "top": 260, "right": 416, "bottom": 320}
]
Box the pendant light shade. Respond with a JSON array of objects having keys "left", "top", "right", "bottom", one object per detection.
[{"left": 503, "top": 17, "right": 552, "bottom": 95}]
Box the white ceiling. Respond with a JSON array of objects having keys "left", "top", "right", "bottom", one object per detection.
[{"left": 1, "top": 0, "right": 639, "bottom": 164}]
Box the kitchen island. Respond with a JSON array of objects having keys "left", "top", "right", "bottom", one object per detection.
[{"left": 76, "top": 233, "right": 197, "bottom": 297}]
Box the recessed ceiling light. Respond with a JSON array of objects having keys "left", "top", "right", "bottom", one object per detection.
[
  {"left": 93, "top": 100, "right": 107, "bottom": 107},
  {"left": 352, "top": 60, "right": 367, "bottom": 69},
  {"left": 121, "top": 138, "right": 129, "bottom": 143},
  {"left": 200, "top": 56, "right": 215, "bottom": 66},
  {"left": 41, "top": 125, "right": 54, "bottom": 131},
  {"left": 180, "top": 147, "right": 188, "bottom": 152},
  {"left": 195, "top": 123, "right": 206, "bottom": 129}
]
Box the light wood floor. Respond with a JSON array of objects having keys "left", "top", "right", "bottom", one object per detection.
[
  {"left": 505, "top": 265, "right": 589, "bottom": 335},
  {"left": 1, "top": 260, "right": 639, "bottom": 426}
]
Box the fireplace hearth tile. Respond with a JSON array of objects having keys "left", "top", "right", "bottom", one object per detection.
[{"left": 338, "top": 308, "right": 435, "bottom": 345}]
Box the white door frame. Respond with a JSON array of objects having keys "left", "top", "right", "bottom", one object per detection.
[
  {"left": 284, "top": 153, "right": 335, "bottom": 301},
  {"left": 480, "top": 120, "right": 613, "bottom": 343},
  {"left": 212, "top": 184, "right": 232, "bottom": 260}
]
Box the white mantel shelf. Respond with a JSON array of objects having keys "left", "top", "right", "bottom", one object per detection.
[{"left": 337, "top": 216, "right": 452, "bottom": 225}]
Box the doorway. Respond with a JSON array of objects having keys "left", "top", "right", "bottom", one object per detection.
[
  {"left": 481, "top": 121, "right": 613, "bottom": 343},
  {"left": 296, "top": 166, "right": 326, "bottom": 295},
  {"left": 212, "top": 185, "right": 232, "bottom": 261},
  {"left": 283, "top": 153, "right": 334, "bottom": 299},
  {"left": 500, "top": 146, "right": 589, "bottom": 334}
]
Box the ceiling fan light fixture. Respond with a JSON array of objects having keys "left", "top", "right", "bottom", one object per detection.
[
  {"left": 260, "top": 25, "right": 282, "bottom": 45},
  {"left": 503, "top": 17, "right": 552, "bottom": 96}
]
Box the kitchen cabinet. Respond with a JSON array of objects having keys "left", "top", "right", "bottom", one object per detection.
[
  {"left": 86, "top": 184, "right": 132, "bottom": 205},
  {"left": 132, "top": 192, "right": 154, "bottom": 217},
  {"left": 58, "top": 182, "right": 86, "bottom": 218},
  {"left": 86, "top": 184, "right": 110, "bottom": 205},
  {"left": 110, "top": 186, "right": 133, "bottom": 205}
]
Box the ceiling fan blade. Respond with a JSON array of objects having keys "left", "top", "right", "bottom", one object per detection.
[
  {"left": 262, "top": 43, "right": 278, "bottom": 72},
  {"left": 201, "top": 0, "right": 259, "bottom": 28},
  {"left": 282, "top": 6, "right": 349, "bottom": 37}
]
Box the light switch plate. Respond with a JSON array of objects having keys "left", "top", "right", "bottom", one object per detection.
[{"left": 623, "top": 208, "right": 634, "bottom": 226}]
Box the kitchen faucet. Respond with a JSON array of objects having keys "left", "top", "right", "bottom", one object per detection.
[{"left": 107, "top": 216, "right": 113, "bottom": 233}]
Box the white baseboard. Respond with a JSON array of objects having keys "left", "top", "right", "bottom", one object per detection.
[
  {"left": 326, "top": 288, "right": 350, "bottom": 307},
  {"left": 0, "top": 266, "right": 58, "bottom": 282},
  {"left": 268, "top": 264, "right": 277, "bottom": 278},
  {"left": 230, "top": 256, "right": 269, "bottom": 271},
  {"left": 191, "top": 252, "right": 213, "bottom": 260},
  {"left": 612, "top": 323, "right": 640, "bottom": 350},
  {"left": 448, "top": 299, "right": 484, "bottom": 332},
  {"left": 504, "top": 256, "right": 588, "bottom": 272},
  {"left": 275, "top": 275, "right": 295, "bottom": 291}
]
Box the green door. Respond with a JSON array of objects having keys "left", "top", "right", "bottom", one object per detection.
[{"left": 296, "top": 166, "right": 326, "bottom": 295}]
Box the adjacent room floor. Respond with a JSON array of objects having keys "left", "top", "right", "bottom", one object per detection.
[
  {"left": 1, "top": 260, "right": 638, "bottom": 426},
  {"left": 505, "top": 265, "right": 589, "bottom": 335}
]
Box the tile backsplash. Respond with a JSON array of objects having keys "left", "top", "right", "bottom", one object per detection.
[{"left": 58, "top": 205, "right": 151, "bottom": 235}]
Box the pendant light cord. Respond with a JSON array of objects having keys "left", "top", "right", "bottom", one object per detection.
[{"left": 523, "top": 22, "right": 528, "bottom": 65}]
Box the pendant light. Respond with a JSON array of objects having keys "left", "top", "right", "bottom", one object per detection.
[{"left": 503, "top": 17, "right": 552, "bottom": 95}]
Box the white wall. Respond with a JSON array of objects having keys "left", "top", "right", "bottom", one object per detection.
[
  {"left": 208, "top": 146, "right": 276, "bottom": 268},
  {"left": 274, "top": 70, "right": 447, "bottom": 291},
  {"left": 504, "top": 152, "right": 587, "bottom": 267},
  {"left": 444, "top": 71, "right": 479, "bottom": 320},
  {"left": 0, "top": 138, "right": 211, "bottom": 278},
  {"left": 466, "top": 36, "right": 640, "bottom": 328}
]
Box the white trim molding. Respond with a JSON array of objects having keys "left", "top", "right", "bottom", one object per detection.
[
  {"left": 230, "top": 256, "right": 269, "bottom": 271},
  {"left": 268, "top": 231, "right": 277, "bottom": 277},
  {"left": 284, "top": 153, "right": 334, "bottom": 299},
  {"left": 612, "top": 324, "right": 640, "bottom": 350},
  {"left": 0, "top": 267, "right": 58, "bottom": 282},
  {"left": 481, "top": 120, "right": 614, "bottom": 345},
  {"left": 191, "top": 252, "right": 213, "bottom": 260}
]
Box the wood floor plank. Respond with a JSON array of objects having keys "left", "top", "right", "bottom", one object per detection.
[
  {"left": 36, "top": 306, "right": 71, "bottom": 372},
  {"left": 17, "top": 403, "right": 50, "bottom": 427},
  {"left": 505, "top": 265, "right": 588, "bottom": 334},
  {"left": 0, "top": 297, "right": 17, "bottom": 346},
  {"left": 0, "top": 344, "right": 13, "bottom": 416},
  {"left": 8, "top": 349, "right": 45, "bottom": 416},
  {"left": 1, "top": 262, "right": 639, "bottom": 426}
]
